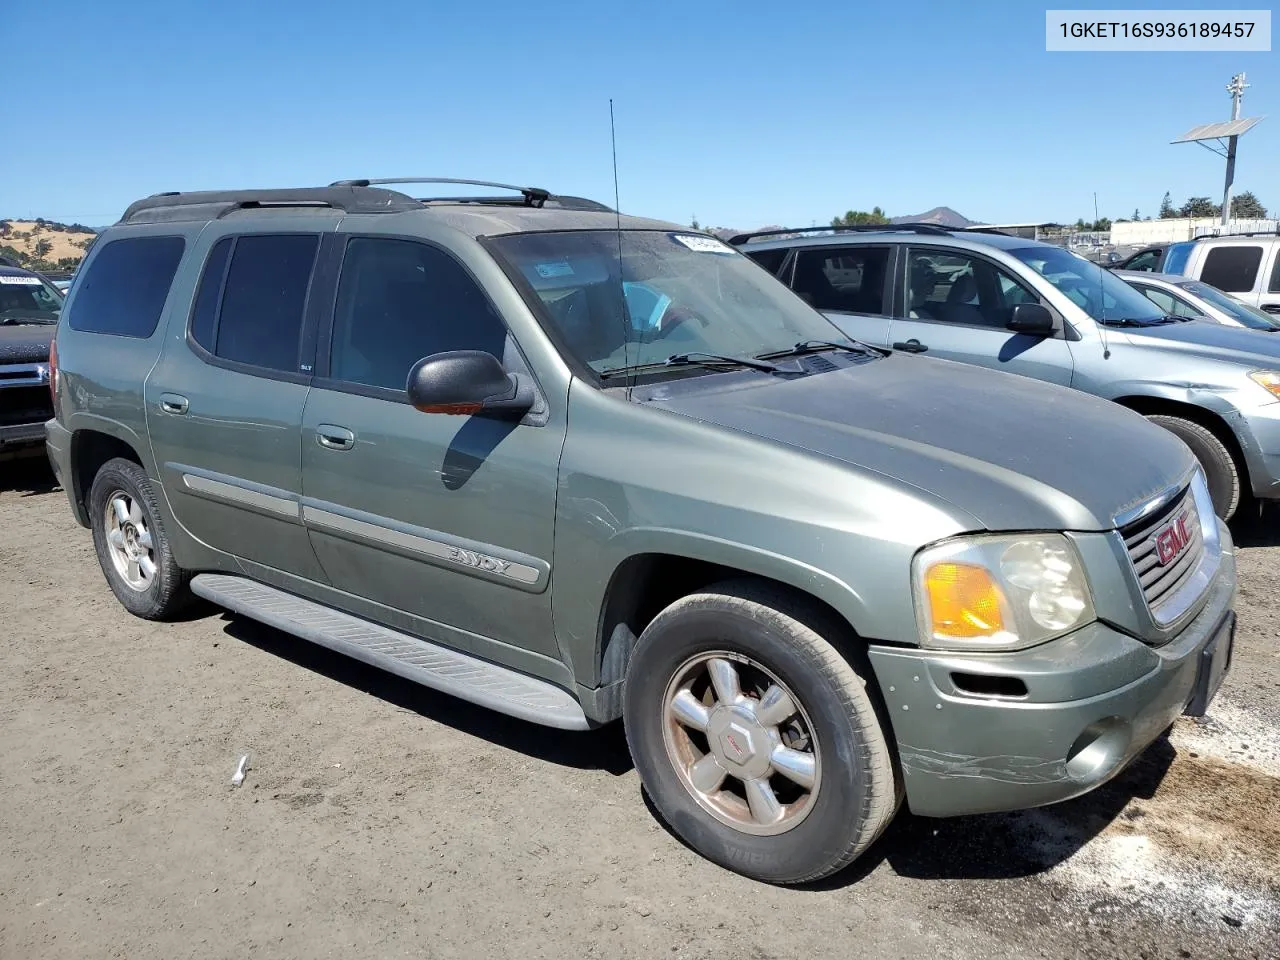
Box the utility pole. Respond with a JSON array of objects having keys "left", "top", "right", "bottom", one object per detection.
[{"left": 1222, "top": 72, "right": 1248, "bottom": 227}]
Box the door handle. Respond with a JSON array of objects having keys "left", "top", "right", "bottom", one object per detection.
[
  {"left": 159, "top": 393, "right": 189, "bottom": 415},
  {"left": 892, "top": 339, "right": 928, "bottom": 353},
  {"left": 316, "top": 424, "right": 355, "bottom": 451}
]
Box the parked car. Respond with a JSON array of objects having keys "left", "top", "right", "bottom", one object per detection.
[
  {"left": 1109, "top": 244, "right": 1171, "bottom": 273},
  {"left": 0, "top": 263, "right": 63, "bottom": 459},
  {"left": 734, "top": 224, "right": 1280, "bottom": 520},
  {"left": 1160, "top": 233, "right": 1280, "bottom": 316},
  {"left": 48, "top": 181, "right": 1236, "bottom": 885},
  {"left": 1117, "top": 270, "right": 1280, "bottom": 331}
]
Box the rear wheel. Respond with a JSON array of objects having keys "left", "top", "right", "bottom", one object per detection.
[
  {"left": 1144, "top": 415, "right": 1242, "bottom": 521},
  {"left": 89, "top": 457, "right": 193, "bottom": 620},
  {"left": 623, "top": 580, "right": 898, "bottom": 884}
]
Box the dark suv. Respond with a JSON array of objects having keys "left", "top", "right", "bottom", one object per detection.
[{"left": 0, "top": 263, "right": 63, "bottom": 458}]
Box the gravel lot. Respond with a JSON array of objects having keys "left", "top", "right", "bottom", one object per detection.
[{"left": 1, "top": 460, "right": 1277, "bottom": 960}]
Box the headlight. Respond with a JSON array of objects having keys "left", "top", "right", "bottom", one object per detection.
[
  {"left": 1248, "top": 370, "right": 1280, "bottom": 400},
  {"left": 912, "top": 534, "right": 1095, "bottom": 651}
]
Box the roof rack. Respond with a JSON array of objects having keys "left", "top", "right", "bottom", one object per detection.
[
  {"left": 119, "top": 186, "right": 423, "bottom": 224},
  {"left": 330, "top": 178, "right": 552, "bottom": 208},
  {"left": 727, "top": 222, "right": 954, "bottom": 246},
  {"left": 1193, "top": 228, "right": 1280, "bottom": 238}
]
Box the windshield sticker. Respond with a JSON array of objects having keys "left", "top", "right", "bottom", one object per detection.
[
  {"left": 671, "top": 234, "right": 734, "bottom": 254},
  {"left": 0, "top": 275, "right": 42, "bottom": 285},
  {"left": 534, "top": 261, "right": 575, "bottom": 279}
]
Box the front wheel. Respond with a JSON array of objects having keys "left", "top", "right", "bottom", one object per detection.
[
  {"left": 623, "top": 580, "right": 898, "bottom": 885},
  {"left": 1144, "top": 415, "right": 1242, "bottom": 521}
]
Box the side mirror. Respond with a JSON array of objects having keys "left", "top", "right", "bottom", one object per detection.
[
  {"left": 406, "top": 351, "right": 534, "bottom": 417},
  {"left": 1007, "top": 302, "right": 1055, "bottom": 336}
]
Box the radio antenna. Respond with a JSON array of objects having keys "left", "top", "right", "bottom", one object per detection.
[{"left": 609, "top": 99, "right": 633, "bottom": 397}]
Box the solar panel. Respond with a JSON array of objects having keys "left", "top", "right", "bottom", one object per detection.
[{"left": 1172, "top": 117, "right": 1263, "bottom": 143}]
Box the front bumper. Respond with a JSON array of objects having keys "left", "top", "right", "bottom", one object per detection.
[
  {"left": 1230, "top": 404, "right": 1280, "bottom": 500},
  {"left": 867, "top": 534, "right": 1237, "bottom": 818}
]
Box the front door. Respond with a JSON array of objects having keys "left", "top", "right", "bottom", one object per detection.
[
  {"left": 145, "top": 226, "right": 328, "bottom": 581},
  {"left": 299, "top": 235, "right": 566, "bottom": 674},
  {"left": 887, "top": 247, "right": 1075, "bottom": 387}
]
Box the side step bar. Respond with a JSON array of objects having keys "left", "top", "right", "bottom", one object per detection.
[{"left": 190, "top": 573, "right": 590, "bottom": 730}]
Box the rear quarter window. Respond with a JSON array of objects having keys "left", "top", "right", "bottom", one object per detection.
[
  {"left": 67, "top": 236, "right": 186, "bottom": 337},
  {"left": 1200, "top": 245, "right": 1263, "bottom": 293}
]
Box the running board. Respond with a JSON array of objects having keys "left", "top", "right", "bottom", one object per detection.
[{"left": 190, "top": 573, "right": 590, "bottom": 730}]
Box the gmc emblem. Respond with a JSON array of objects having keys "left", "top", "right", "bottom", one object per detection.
[{"left": 1154, "top": 509, "right": 1193, "bottom": 566}]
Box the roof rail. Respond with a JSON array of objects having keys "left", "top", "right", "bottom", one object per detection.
[
  {"left": 119, "top": 186, "right": 422, "bottom": 224},
  {"left": 1193, "top": 228, "right": 1280, "bottom": 238},
  {"left": 727, "top": 222, "right": 954, "bottom": 246},
  {"left": 330, "top": 178, "right": 552, "bottom": 208}
]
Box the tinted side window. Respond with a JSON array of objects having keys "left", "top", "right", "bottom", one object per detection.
[
  {"left": 189, "top": 238, "right": 232, "bottom": 352},
  {"left": 1124, "top": 250, "right": 1160, "bottom": 272},
  {"left": 905, "top": 250, "right": 1039, "bottom": 328},
  {"left": 744, "top": 248, "right": 788, "bottom": 277},
  {"left": 67, "top": 236, "right": 185, "bottom": 337},
  {"left": 1133, "top": 285, "right": 1189, "bottom": 316},
  {"left": 792, "top": 246, "right": 889, "bottom": 314},
  {"left": 213, "top": 235, "right": 319, "bottom": 372},
  {"left": 330, "top": 238, "right": 507, "bottom": 391},
  {"left": 1201, "top": 246, "right": 1263, "bottom": 293},
  {"left": 1270, "top": 250, "right": 1280, "bottom": 293}
]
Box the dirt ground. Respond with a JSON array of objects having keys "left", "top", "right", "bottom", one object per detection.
[{"left": 1, "top": 459, "right": 1277, "bottom": 960}]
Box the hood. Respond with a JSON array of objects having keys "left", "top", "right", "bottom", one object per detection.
[
  {"left": 638, "top": 354, "right": 1194, "bottom": 532},
  {"left": 1122, "top": 319, "right": 1280, "bottom": 365},
  {"left": 0, "top": 323, "right": 54, "bottom": 365}
]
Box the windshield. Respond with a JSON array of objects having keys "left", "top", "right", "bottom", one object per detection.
[
  {"left": 1010, "top": 246, "right": 1167, "bottom": 323},
  {"left": 1181, "top": 280, "right": 1280, "bottom": 330},
  {"left": 0, "top": 272, "right": 63, "bottom": 324},
  {"left": 489, "top": 230, "right": 849, "bottom": 376}
]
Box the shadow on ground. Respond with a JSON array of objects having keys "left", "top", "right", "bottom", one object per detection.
[
  {"left": 1230, "top": 502, "right": 1280, "bottom": 548},
  {"left": 220, "top": 615, "right": 634, "bottom": 776},
  {"left": 0, "top": 456, "right": 59, "bottom": 496}
]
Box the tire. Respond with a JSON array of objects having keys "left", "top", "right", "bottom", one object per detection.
[
  {"left": 1144, "top": 415, "right": 1241, "bottom": 521},
  {"left": 88, "top": 457, "right": 193, "bottom": 620},
  {"left": 623, "top": 579, "right": 898, "bottom": 885}
]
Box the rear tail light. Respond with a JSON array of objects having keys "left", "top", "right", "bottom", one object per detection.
[{"left": 48, "top": 336, "right": 60, "bottom": 418}]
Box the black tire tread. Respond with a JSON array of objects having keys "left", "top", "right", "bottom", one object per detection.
[
  {"left": 88, "top": 457, "right": 194, "bottom": 620},
  {"left": 1145, "top": 415, "right": 1240, "bottom": 520},
  {"left": 629, "top": 578, "right": 898, "bottom": 884}
]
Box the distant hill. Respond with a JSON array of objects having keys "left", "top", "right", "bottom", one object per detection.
[
  {"left": 890, "top": 207, "right": 975, "bottom": 228},
  {"left": 0, "top": 219, "right": 98, "bottom": 274}
]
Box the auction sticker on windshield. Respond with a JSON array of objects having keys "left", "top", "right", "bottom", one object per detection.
[
  {"left": 672, "top": 234, "right": 735, "bottom": 254},
  {"left": 0, "top": 276, "right": 42, "bottom": 285}
]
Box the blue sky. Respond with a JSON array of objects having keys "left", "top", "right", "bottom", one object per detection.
[{"left": 3, "top": 1, "right": 1275, "bottom": 229}]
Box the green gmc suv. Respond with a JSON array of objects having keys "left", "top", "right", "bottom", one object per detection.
[{"left": 46, "top": 179, "right": 1237, "bottom": 884}]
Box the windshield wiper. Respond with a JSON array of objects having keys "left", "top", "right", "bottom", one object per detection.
[
  {"left": 1096, "top": 316, "right": 1176, "bottom": 328},
  {"left": 600, "top": 352, "right": 779, "bottom": 379},
  {"left": 756, "top": 338, "right": 888, "bottom": 360}
]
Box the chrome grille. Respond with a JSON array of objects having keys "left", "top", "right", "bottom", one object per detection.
[{"left": 1122, "top": 487, "right": 1204, "bottom": 618}]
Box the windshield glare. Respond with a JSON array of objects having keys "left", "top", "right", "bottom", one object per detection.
[
  {"left": 1010, "top": 247, "right": 1165, "bottom": 323},
  {"left": 0, "top": 273, "right": 63, "bottom": 323},
  {"left": 490, "top": 231, "right": 847, "bottom": 376},
  {"left": 1181, "top": 281, "right": 1280, "bottom": 330}
]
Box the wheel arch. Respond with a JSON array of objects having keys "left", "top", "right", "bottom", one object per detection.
[
  {"left": 580, "top": 538, "right": 872, "bottom": 722},
  {"left": 68, "top": 424, "right": 150, "bottom": 528},
  {"left": 1110, "top": 394, "right": 1248, "bottom": 480}
]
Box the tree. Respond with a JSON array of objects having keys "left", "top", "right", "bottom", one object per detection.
[
  {"left": 831, "top": 206, "right": 889, "bottom": 227},
  {"left": 1132, "top": 208, "right": 1141, "bottom": 221},
  {"left": 690, "top": 215, "right": 701, "bottom": 230},
  {"left": 1230, "top": 191, "right": 1268, "bottom": 219},
  {"left": 1159, "top": 192, "right": 1176, "bottom": 218},
  {"left": 1090, "top": 217, "right": 1112, "bottom": 232},
  {"left": 1179, "top": 197, "right": 1219, "bottom": 218},
  {"left": 33, "top": 238, "right": 52, "bottom": 260}
]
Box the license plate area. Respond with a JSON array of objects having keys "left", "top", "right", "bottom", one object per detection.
[{"left": 1184, "top": 612, "right": 1235, "bottom": 718}]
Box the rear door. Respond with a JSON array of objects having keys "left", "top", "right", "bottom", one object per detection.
[
  {"left": 1262, "top": 240, "right": 1280, "bottom": 315},
  {"left": 144, "top": 222, "right": 332, "bottom": 581},
  {"left": 788, "top": 244, "right": 894, "bottom": 347},
  {"left": 887, "top": 246, "right": 1075, "bottom": 386}
]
